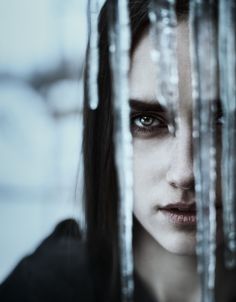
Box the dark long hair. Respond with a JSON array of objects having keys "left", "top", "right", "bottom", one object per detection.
[{"left": 83, "top": 1, "right": 189, "bottom": 300}]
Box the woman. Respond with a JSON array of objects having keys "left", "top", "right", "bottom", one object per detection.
[
  {"left": 83, "top": 0, "right": 236, "bottom": 302},
  {"left": 0, "top": 1, "right": 235, "bottom": 302}
]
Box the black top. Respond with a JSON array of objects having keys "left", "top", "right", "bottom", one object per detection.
[{"left": 0, "top": 219, "right": 155, "bottom": 302}]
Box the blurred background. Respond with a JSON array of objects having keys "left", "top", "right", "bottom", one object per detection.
[{"left": 0, "top": 0, "right": 90, "bottom": 283}]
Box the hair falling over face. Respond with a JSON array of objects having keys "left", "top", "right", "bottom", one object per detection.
[{"left": 84, "top": 1, "right": 236, "bottom": 302}]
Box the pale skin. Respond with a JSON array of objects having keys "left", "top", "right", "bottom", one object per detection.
[{"left": 129, "top": 21, "right": 235, "bottom": 302}]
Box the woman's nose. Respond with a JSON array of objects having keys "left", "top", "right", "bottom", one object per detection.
[{"left": 166, "top": 127, "right": 194, "bottom": 191}]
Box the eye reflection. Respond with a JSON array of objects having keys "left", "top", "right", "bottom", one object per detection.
[
  {"left": 130, "top": 112, "right": 169, "bottom": 137},
  {"left": 135, "top": 115, "right": 159, "bottom": 127},
  {"left": 129, "top": 100, "right": 170, "bottom": 137}
]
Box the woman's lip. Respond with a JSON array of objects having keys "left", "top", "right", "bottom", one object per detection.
[
  {"left": 160, "top": 202, "right": 196, "bottom": 211},
  {"left": 158, "top": 203, "right": 197, "bottom": 226},
  {"left": 158, "top": 204, "right": 222, "bottom": 226},
  {"left": 160, "top": 208, "right": 197, "bottom": 226}
]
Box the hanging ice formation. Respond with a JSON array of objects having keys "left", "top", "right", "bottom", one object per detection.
[
  {"left": 149, "top": 0, "right": 179, "bottom": 135},
  {"left": 86, "top": 0, "right": 236, "bottom": 301},
  {"left": 87, "top": 0, "right": 102, "bottom": 110},
  {"left": 219, "top": 0, "right": 236, "bottom": 268},
  {"left": 108, "top": 0, "right": 134, "bottom": 301},
  {"left": 189, "top": 1, "right": 218, "bottom": 302}
]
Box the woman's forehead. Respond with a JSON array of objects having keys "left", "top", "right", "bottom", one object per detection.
[
  {"left": 129, "top": 32, "right": 157, "bottom": 102},
  {"left": 129, "top": 21, "right": 193, "bottom": 111}
]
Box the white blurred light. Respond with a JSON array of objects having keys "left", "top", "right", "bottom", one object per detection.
[{"left": 0, "top": 0, "right": 88, "bottom": 77}]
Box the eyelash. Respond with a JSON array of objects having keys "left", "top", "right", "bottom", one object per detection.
[{"left": 130, "top": 112, "right": 168, "bottom": 136}]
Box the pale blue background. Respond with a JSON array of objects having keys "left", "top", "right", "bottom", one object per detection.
[{"left": 0, "top": 0, "right": 96, "bottom": 283}]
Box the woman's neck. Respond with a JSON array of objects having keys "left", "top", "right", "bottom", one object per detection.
[{"left": 134, "top": 224, "right": 201, "bottom": 302}]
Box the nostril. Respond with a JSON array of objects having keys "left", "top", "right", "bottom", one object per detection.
[
  {"left": 169, "top": 180, "right": 194, "bottom": 190},
  {"left": 166, "top": 168, "right": 195, "bottom": 191}
]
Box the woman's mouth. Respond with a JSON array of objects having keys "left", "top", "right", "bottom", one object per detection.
[
  {"left": 159, "top": 203, "right": 197, "bottom": 226},
  {"left": 158, "top": 202, "right": 222, "bottom": 226}
]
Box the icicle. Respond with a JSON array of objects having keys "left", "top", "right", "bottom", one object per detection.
[
  {"left": 149, "top": 0, "right": 179, "bottom": 135},
  {"left": 218, "top": 0, "right": 236, "bottom": 268},
  {"left": 108, "top": 0, "right": 134, "bottom": 301},
  {"left": 87, "top": 0, "right": 102, "bottom": 110},
  {"left": 189, "top": 1, "right": 218, "bottom": 301}
]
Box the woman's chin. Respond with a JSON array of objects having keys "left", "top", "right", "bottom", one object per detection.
[
  {"left": 154, "top": 231, "right": 197, "bottom": 256},
  {"left": 151, "top": 224, "right": 224, "bottom": 256},
  {"left": 135, "top": 217, "right": 224, "bottom": 256},
  {"left": 136, "top": 219, "right": 197, "bottom": 256}
]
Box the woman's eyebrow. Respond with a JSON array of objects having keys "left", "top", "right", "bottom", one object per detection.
[
  {"left": 129, "top": 99, "right": 166, "bottom": 112},
  {"left": 130, "top": 99, "right": 223, "bottom": 112}
]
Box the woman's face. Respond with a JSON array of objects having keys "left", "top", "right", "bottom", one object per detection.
[{"left": 129, "top": 21, "right": 221, "bottom": 255}]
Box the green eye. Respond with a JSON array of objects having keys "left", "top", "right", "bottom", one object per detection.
[
  {"left": 130, "top": 111, "right": 169, "bottom": 138},
  {"left": 134, "top": 115, "right": 160, "bottom": 127},
  {"left": 131, "top": 112, "right": 169, "bottom": 138}
]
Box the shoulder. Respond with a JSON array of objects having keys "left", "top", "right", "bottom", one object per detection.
[{"left": 0, "top": 219, "right": 95, "bottom": 302}]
